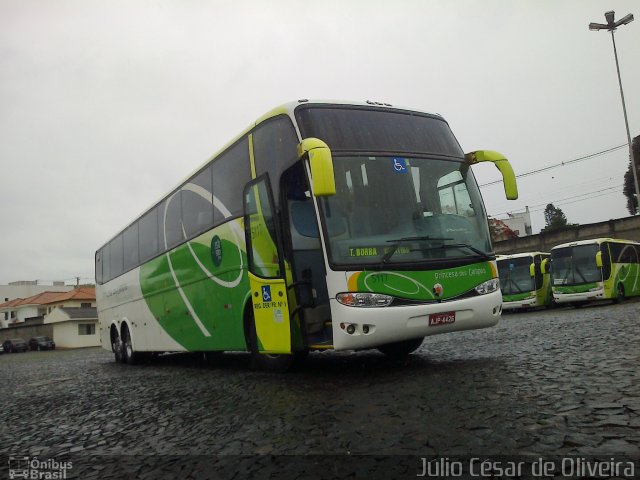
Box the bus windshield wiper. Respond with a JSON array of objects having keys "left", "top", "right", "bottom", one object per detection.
[
  {"left": 441, "top": 242, "right": 492, "bottom": 260},
  {"left": 508, "top": 276, "right": 524, "bottom": 294},
  {"left": 573, "top": 263, "right": 588, "bottom": 283},
  {"left": 381, "top": 236, "right": 452, "bottom": 264}
]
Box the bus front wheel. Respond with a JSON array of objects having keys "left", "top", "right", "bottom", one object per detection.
[{"left": 377, "top": 337, "right": 424, "bottom": 358}]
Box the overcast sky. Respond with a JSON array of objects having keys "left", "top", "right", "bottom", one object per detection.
[{"left": 1, "top": 0, "right": 639, "bottom": 285}]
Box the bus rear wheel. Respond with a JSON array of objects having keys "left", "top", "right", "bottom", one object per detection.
[
  {"left": 377, "top": 337, "right": 424, "bottom": 358},
  {"left": 121, "top": 324, "right": 139, "bottom": 365},
  {"left": 245, "top": 307, "right": 293, "bottom": 372},
  {"left": 111, "top": 326, "right": 123, "bottom": 363}
]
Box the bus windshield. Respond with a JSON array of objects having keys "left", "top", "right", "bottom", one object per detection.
[
  {"left": 318, "top": 155, "right": 492, "bottom": 267},
  {"left": 551, "top": 244, "right": 601, "bottom": 286},
  {"left": 497, "top": 257, "right": 535, "bottom": 294}
]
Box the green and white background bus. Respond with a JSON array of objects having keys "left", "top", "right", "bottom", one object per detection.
[
  {"left": 497, "top": 252, "right": 551, "bottom": 311},
  {"left": 551, "top": 238, "right": 640, "bottom": 305},
  {"left": 95, "top": 100, "right": 518, "bottom": 369}
]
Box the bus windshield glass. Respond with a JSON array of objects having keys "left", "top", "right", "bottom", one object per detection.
[
  {"left": 296, "top": 105, "right": 463, "bottom": 156},
  {"left": 317, "top": 155, "right": 492, "bottom": 267},
  {"left": 497, "top": 257, "right": 535, "bottom": 294},
  {"left": 296, "top": 105, "right": 491, "bottom": 268},
  {"left": 551, "top": 244, "right": 601, "bottom": 286}
]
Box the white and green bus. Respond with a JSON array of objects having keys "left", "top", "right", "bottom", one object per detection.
[
  {"left": 551, "top": 238, "right": 640, "bottom": 305},
  {"left": 95, "top": 100, "right": 518, "bottom": 369},
  {"left": 496, "top": 252, "right": 551, "bottom": 311}
]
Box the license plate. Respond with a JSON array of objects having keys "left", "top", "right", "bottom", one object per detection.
[{"left": 429, "top": 311, "right": 456, "bottom": 326}]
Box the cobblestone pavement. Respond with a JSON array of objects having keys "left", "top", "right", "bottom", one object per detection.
[{"left": 1, "top": 301, "right": 638, "bottom": 477}]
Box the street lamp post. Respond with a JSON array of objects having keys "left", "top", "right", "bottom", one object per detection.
[{"left": 589, "top": 10, "right": 639, "bottom": 214}]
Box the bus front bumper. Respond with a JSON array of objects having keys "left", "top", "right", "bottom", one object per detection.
[
  {"left": 329, "top": 290, "right": 502, "bottom": 351},
  {"left": 553, "top": 289, "right": 604, "bottom": 304},
  {"left": 503, "top": 296, "right": 538, "bottom": 311}
]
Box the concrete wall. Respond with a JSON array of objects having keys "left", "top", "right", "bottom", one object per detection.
[
  {"left": 494, "top": 215, "right": 640, "bottom": 255},
  {"left": 0, "top": 323, "right": 53, "bottom": 344},
  {"left": 0, "top": 320, "right": 99, "bottom": 348}
]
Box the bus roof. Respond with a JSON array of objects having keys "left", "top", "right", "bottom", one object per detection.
[
  {"left": 97, "top": 100, "right": 446, "bottom": 251},
  {"left": 551, "top": 238, "right": 640, "bottom": 250},
  {"left": 496, "top": 251, "right": 548, "bottom": 261}
]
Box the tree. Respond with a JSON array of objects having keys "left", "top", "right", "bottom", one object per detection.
[
  {"left": 543, "top": 203, "right": 568, "bottom": 231},
  {"left": 623, "top": 135, "right": 640, "bottom": 215}
]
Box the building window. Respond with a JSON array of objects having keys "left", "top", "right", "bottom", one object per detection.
[
  {"left": 78, "top": 323, "right": 96, "bottom": 335},
  {"left": 81, "top": 303, "right": 92, "bottom": 308}
]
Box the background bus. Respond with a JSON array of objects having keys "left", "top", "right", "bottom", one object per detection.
[
  {"left": 497, "top": 252, "right": 551, "bottom": 311},
  {"left": 551, "top": 238, "right": 640, "bottom": 306},
  {"left": 95, "top": 100, "right": 518, "bottom": 369}
]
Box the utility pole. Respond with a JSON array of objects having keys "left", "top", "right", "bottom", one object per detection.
[{"left": 589, "top": 10, "right": 639, "bottom": 213}]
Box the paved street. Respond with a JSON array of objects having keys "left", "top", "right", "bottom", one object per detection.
[{"left": 1, "top": 300, "right": 639, "bottom": 477}]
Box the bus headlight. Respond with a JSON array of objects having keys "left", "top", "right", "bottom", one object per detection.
[
  {"left": 336, "top": 292, "right": 393, "bottom": 307},
  {"left": 475, "top": 278, "right": 500, "bottom": 295}
]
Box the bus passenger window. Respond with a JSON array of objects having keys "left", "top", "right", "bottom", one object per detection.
[
  {"left": 212, "top": 138, "right": 251, "bottom": 222},
  {"left": 182, "top": 166, "right": 214, "bottom": 238},
  {"left": 163, "top": 191, "right": 183, "bottom": 249},
  {"left": 123, "top": 223, "right": 139, "bottom": 271},
  {"left": 110, "top": 234, "right": 124, "bottom": 279},
  {"left": 139, "top": 207, "right": 160, "bottom": 262}
]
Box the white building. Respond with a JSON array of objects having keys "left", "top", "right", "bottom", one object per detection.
[
  {"left": 0, "top": 287, "right": 98, "bottom": 348},
  {"left": 0, "top": 281, "right": 73, "bottom": 326},
  {"left": 45, "top": 307, "right": 99, "bottom": 348},
  {"left": 501, "top": 207, "right": 533, "bottom": 237}
]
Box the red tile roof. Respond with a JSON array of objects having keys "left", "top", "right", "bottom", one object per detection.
[
  {"left": 0, "top": 287, "right": 95, "bottom": 309},
  {"left": 0, "top": 298, "right": 24, "bottom": 309}
]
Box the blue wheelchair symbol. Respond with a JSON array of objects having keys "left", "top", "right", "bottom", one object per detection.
[
  {"left": 392, "top": 157, "right": 407, "bottom": 173},
  {"left": 262, "top": 286, "right": 272, "bottom": 303}
]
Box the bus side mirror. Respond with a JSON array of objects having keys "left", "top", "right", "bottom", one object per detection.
[
  {"left": 529, "top": 263, "right": 536, "bottom": 277},
  {"left": 541, "top": 258, "right": 549, "bottom": 274},
  {"left": 297, "top": 138, "right": 336, "bottom": 196},
  {"left": 596, "top": 251, "right": 603, "bottom": 268},
  {"left": 465, "top": 150, "right": 518, "bottom": 200}
]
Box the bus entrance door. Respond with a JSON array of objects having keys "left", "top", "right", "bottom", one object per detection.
[{"left": 243, "top": 176, "right": 292, "bottom": 354}]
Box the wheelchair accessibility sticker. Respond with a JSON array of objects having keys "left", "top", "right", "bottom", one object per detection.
[
  {"left": 261, "top": 285, "right": 272, "bottom": 303},
  {"left": 392, "top": 157, "right": 407, "bottom": 173}
]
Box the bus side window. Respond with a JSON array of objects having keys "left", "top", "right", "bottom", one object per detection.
[
  {"left": 253, "top": 116, "right": 299, "bottom": 206},
  {"left": 211, "top": 137, "right": 251, "bottom": 222},
  {"left": 95, "top": 251, "right": 103, "bottom": 285},
  {"left": 182, "top": 165, "right": 214, "bottom": 238},
  {"left": 139, "top": 206, "right": 160, "bottom": 263},
  {"left": 123, "top": 222, "right": 139, "bottom": 271},
  {"left": 110, "top": 234, "right": 124, "bottom": 279},
  {"left": 163, "top": 191, "right": 183, "bottom": 250},
  {"left": 103, "top": 244, "right": 111, "bottom": 283}
]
